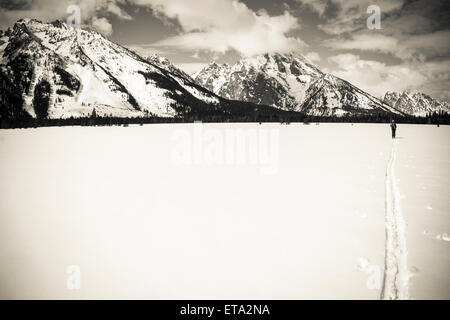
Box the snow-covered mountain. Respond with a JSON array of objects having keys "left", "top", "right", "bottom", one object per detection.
[
  {"left": 0, "top": 19, "right": 264, "bottom": 120},
  {"left": 383, "top": 91, "right": 450, "bottom": 117},
  {"left": 194, "top": 53, "right": 402, "bottom": 117},
  {"left": 145, "top": 53, "right": 193, "bottom": 83},
  {"left": 194, "top": 53, "right": 322, "bottom": 112}
]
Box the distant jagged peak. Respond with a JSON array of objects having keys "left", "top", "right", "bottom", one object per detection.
[
  {"left": 193, "top": 61, "right": 228, "bottom": 78},
  {"left": 198, "top": 51, "right": 313, "bottom": 68},
  {"left": 50, "top": 19, "right": 72, "bottom": 30},
  {"left": 147, "top": 53, "right": 170, "bottom": 65},
  {"left": 386, "top": 90, "right": 443, "bottom": 102},
  {"left": 241, "top": 51, "right": 317, "bottom": 65},
  {"left": 16, "top": 18, "right": 42, "bottom": 25},
  {"left": 196, "top": 51, "right": 322, "bottom": 78},
  {"left": 9, "top": 18, "right": 107, "bottom": 41},
  {"left": 14, "top": 18, "right": 65, "bottom": 32},
  {"left": 204, "top": 60, "right": 225, "bottom": 69},
  {"left": 385, "top": 90, "right": 400, "bottom": 97},
  {"left": 145, "top": 53, "right": 193, "bottom": 82},
  {"left": 383, "top": 90, "right": 450, "bottom": 116}
]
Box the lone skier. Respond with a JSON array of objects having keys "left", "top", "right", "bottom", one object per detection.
[{"left": 390, "top": 120, "right": 397, "bottom": 139}]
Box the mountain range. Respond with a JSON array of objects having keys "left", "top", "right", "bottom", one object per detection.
[
  {"left": 194, "top": 53, "right": 402, "bottom": 117},
  {"left": 0, "top": 19, "right": 277, "bottom": 121},
  {"left": 0, "top": 19, "right": 448, "bottom": 122},
  {"left": 383, "top": 91, "right": 450, "bottom": 117}
]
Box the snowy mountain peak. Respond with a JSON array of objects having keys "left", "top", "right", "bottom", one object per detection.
[
  {"left": 147, "top": 53, "right": 171, "bottom": 66},
  {"left": 194, "top": 52, "right": 325, "bottom": 112},
  {"left": 384, "top": 91, "right": 450, "bottom": 117},
  {"left": 145, "top": 53, "right": 193, "bottom": 82}
]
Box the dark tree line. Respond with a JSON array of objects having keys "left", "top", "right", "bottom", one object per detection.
[{"left": 1, "top": 107, "right": 449, "bottom": 129}]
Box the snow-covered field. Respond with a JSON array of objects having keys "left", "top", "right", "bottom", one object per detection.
[{"left": 0, "top": 123, "right": 448, "bottom": 299}]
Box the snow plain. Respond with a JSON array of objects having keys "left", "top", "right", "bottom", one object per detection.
[{"left": 0, "top": 123, "right": 448, "bottom": 299}]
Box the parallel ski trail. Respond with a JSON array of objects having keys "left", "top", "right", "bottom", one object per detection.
[{"left": 381, "top": 140, "right": 409, "bottom": 300}]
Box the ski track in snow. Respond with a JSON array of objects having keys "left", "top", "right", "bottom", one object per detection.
[{"left": 381, "top": 140, "right": 409, "bottom": 300}]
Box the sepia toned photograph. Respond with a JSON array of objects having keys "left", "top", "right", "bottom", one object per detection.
[{"left": 0, "top": 0, "right": 449, "bottom": 303}]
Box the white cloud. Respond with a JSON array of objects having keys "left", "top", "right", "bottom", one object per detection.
[
  {"left": 325, "top": 53, "right": 450, "bottom": 100},
  {"left": 326, "top": 53, "right": 425, "bottom": 98},
  {"left": 305, "top": 51, "right": 321, "bottom": 63},
  {"left": 0, "top": 0, "right": 131, "bottom": 32},
  {"left": 323, "top": 30, "right": 450, "bottom": 61},
  {"left": 316, "top": 0, "right": 450, "bottom": 101},
  {"left": 401, "top": 30, "right": 450, "bottom": 60},
  {"left": 130, "top": 0, "right": 306, "bottom": 56},
  {"left": 105, "top": 1, "right": 133, "bottom": 20},
  {"left": 297, "top": 0, "right": 404, "bottom": 34},
  {"left": 91, "top": 16, "right": 113, "bottom": 36},
  {"left": 315, "top": 0, "right": 449, "bottom": 62},
  {"left": 323, "top": 33, "right": 399, "bottom": 54}
]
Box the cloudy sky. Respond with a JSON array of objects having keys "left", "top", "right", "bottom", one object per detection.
[{"left": 1, "top": 0, "right": 449, "bottom": 100}]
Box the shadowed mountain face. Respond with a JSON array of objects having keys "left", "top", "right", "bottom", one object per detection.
[
  {"left": 194, "top": 53, "right": 322, "bottom": 111},
  {"left": 384, "top": 91, "right": 450, "bottom": 117},
  {"left": 0, "top": 19, "right": 282, "bottom": 120},
  {"left": 194, "top": 52, "right": 404, "bottom": 117}
]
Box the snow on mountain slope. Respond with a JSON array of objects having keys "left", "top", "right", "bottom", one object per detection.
[
  {"left": 0, "top": 19, "right": 225, "bottom": 119},
  {"left": 194, "top": 52, "right": 403, "bottom": 117},
  {"left": 383, "top": 91, "right": 450, "bottom": 117},
  {"left": 301, "top": 74, "right": 402, "bottom": 117},
  {"left": 146, "top": 53, "right": 193, "bottom": 83},
  {"left": 194, "top": 53, "right": 322, "bottom": 112}
]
